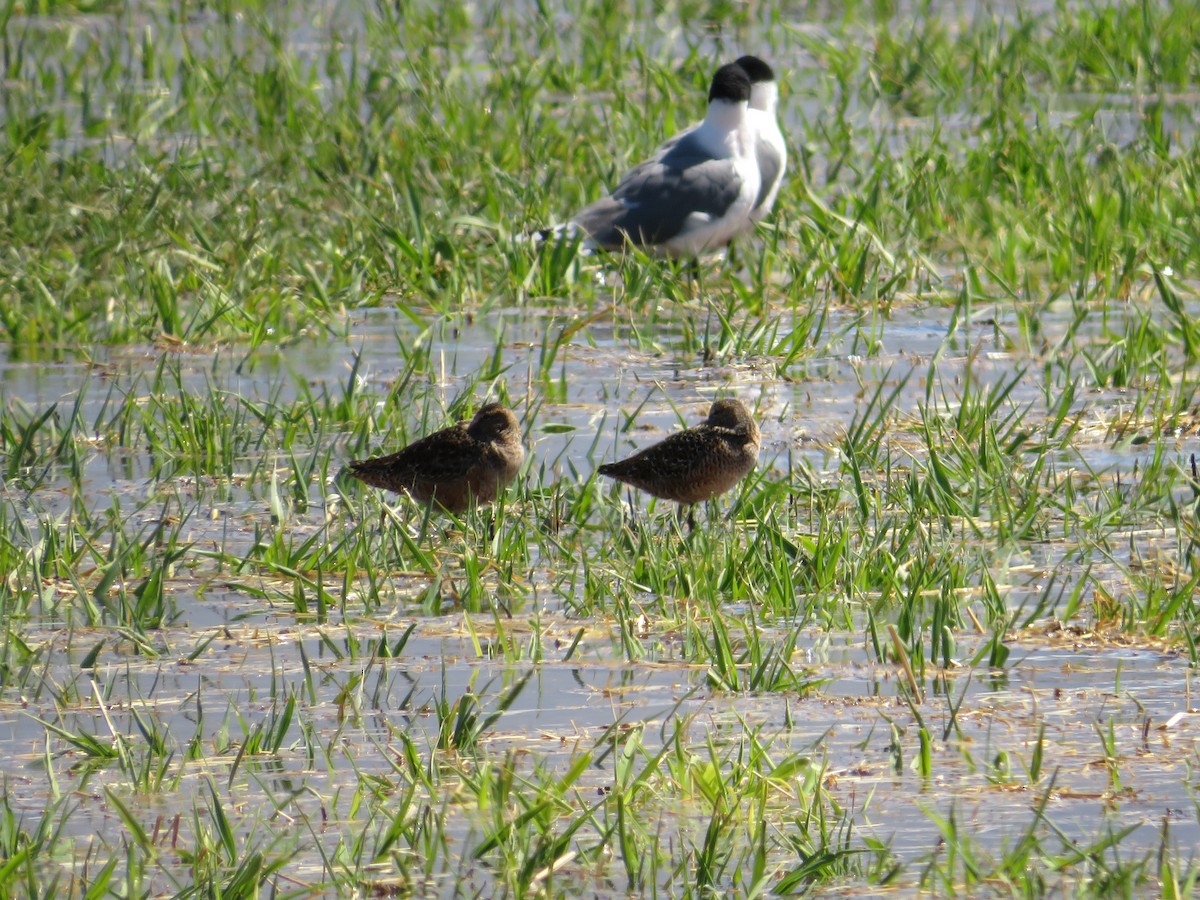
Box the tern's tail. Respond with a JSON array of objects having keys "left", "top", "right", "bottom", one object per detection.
[{"left": 520, "top": 221, "right": 596, "bottom": 253}]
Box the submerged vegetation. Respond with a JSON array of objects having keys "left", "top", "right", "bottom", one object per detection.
[{"left": 2, "top": 0, "right": 1200, "bottom": 895}]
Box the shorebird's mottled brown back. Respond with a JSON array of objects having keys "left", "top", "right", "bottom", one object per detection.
[
  {"left": 598, "top": 399, "right": 760, "bottom": 505},
  {"left": 348, "top": 403, "right": 524, "bottom": 514}
]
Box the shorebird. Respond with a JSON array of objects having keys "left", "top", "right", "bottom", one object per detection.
[
  {"left": 598, "top": 398, "right": 761, "bottom": 528},
  {"left": 347, "top": 403, "right": 524, "bottom": 514},
  {"left": 551, "top": 62, "right": 761, "bottom": 258}
]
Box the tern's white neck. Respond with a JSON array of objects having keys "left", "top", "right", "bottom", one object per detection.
[
  {"left": 749, "top": 81, "right": 778, "bottom": 115},
  {"left": 698, "top": 97, "right": 748, "bottom": 135}
]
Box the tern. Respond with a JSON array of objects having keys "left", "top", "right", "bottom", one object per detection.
[{"left": 554, "top": 62, "right": 761, "bottom": 258}]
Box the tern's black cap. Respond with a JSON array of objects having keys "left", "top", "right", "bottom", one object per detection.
[
  {"left": 708, "top": 62, "right": 753, "bottom": 103},
  {"left": 734, "top": 55, "right": 775, "bottom": 84}
]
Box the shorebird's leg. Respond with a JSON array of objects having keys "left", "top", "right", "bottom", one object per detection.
[
  {"left": 381, "top": 501, "right": 406, "bottom": 534},
  {"left": 416, "top": 499, "right": 436, "bottom": 541},
  {"left": 681, "top": 503, "right": 697, "bottom": 533}
]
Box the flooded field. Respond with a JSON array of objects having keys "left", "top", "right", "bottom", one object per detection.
[{"left": 3, "top": 0, "right": 1200, "bottom": 895}]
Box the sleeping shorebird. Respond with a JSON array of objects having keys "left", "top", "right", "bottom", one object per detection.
[
  {"left": 347, "top": 403, "right": 524, "bottom": 514},
  {"left": 598, "top": 398, "right": 760, "bottom": 529}
]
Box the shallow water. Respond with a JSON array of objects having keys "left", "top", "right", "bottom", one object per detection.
[
  {"left": 3, "top": 612, "right": 1196, "bottom": 892},
  {"left": 3, "top": 395, "right": 1196, "bottom": 884}
]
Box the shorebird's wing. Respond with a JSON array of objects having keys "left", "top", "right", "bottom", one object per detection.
[{"left": 348, "top": 427, "right": 481, "bottom": 489}]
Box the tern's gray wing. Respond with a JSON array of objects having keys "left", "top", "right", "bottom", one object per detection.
[
  {"left": 572, "top": 132, "right": 745, "bottom": 249},
  {"left": 753, "top": 139, "right": 783, "bottom": 211}
]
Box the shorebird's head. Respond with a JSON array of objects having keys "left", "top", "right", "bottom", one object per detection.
[
  {"left": 734, "top": 55, "right": 778, "bottom": 114},
  {"left": 468, "top": 403, "right": 522, "bottom": 443},
  {"left": 706, "top": 399, "right": 758, "bottom": 436}
]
